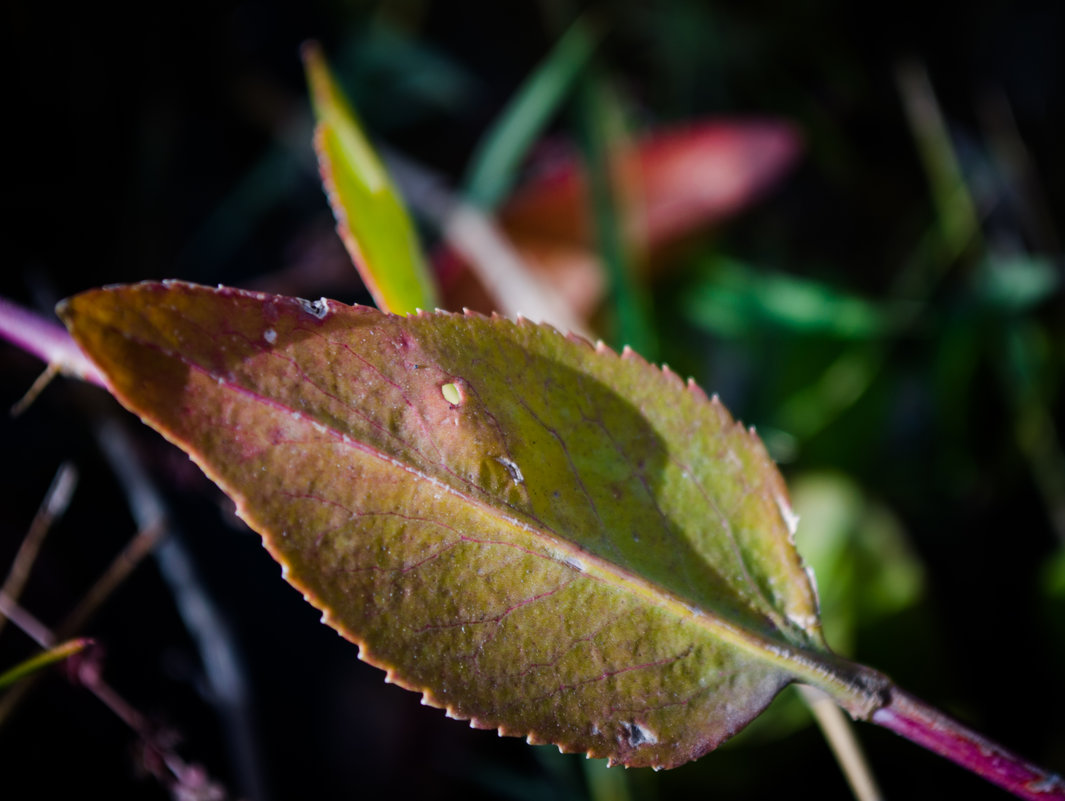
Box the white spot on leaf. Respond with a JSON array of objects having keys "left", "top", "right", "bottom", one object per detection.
[
  {"left": 618, "top": 720, "right": 657, "bottom": 748},
  {"left": 494, "top": 456, "right": 523, "bottom": 484},
  {"left": 774, "top": 491, "right": 800, "bottom": 537},
  {"left": 298, "top": 297, "right": 330, "bottom": 319},
  {"left": 441, "top": 382, "right": 463, "bottom": 405},
  {"left": 562, "top": 554, "right": 585, "bottom": 572},
  {"left": 263, "top": 328, "right": 277, "bottom": 344},
  {"left": 787, "top": 612, "right": 819, "bottom": 631}
]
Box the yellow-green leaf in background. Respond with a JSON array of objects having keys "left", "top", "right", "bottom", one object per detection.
[{"left": 303, "top": 42, "right": 439, "bottom": 315}]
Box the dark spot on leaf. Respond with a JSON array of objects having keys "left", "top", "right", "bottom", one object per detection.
[
  {"left": 618, "top": 720, "right": 658, "bottom": 748},
  {"left": 298, "top": 297, "right": 330, "bottom": 319}
]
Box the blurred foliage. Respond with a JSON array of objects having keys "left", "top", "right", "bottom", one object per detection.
[{"left": 2, "top": 0, "right": 1064, "bottom": 799}]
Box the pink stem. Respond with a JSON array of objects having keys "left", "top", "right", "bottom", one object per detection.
[
  {"left": 872, "top": 687, "right": 1065, "bottom": 800},
  {"left": 0, "top": 296, "right": 105, "bottom": 386}
]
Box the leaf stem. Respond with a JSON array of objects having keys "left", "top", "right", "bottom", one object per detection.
[
  {"left": 0, "top": 296, "right": 105, "bottom": 386},
  {"left": 871, "top": 687, "right": 1065, "bottom": 800}
]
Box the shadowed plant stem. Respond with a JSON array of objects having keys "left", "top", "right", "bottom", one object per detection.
[{"left": 871, "top": 687, "right": 1065, "bottom": 801}]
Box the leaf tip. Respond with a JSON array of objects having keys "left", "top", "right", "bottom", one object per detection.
[{"left": 299, "top": 38, "right": 322, "bottom": 62}]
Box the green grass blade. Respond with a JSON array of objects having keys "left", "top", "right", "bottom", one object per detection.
[
  {"left": 462, "top": 18, "right": 600, "bottom": 209},
  {"left": 0, "top": 639, "right": 92, "bottom": 690},
  {"left": 575, "top": 73, "right": 655, "bottom": 356}
]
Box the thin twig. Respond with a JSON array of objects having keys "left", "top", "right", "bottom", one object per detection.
[
  {"left": 10, "top": 363, "right": 61, "bottom": 417},
  {"left": 57, "top": 520, "right": 166, "bottom": 639},
  {"left": 0, "top": 591, "right": 56, "bottom": 648},
  {"left": 798, "top": 685, "right": 883, "bottom": 801},
  {"left": 0, "top": 462, "right": 78, "bottom": 639}
]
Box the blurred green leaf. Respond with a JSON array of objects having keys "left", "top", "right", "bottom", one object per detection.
[
  {"left": 972, "top": 254, "right": 1060, "bottom": 313},
  {"left": 791, "top": 472, "right": 925, "bottom": 656},
  {"left": 303, "top": 42, "right": 439, "bottom": 315},
  {"left": 684, "top": 256, "right": 898, "bottom": 339}
]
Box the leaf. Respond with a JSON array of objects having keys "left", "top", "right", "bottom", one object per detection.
[
  {"left": 498, "top": 121, "right": 801, "bottom": 250},
  {"left": 683, "top": 256, "right": 897, "bottom": 340},
  {"left": 59, "top": 281, "right": 888, "bottom": 769},
  {"left": 439, "top": 120, "right": 802, "bottom": 320},
  {"left": 303, "top": 42, "right": 439, "bottom": 315},
  {"left": 791, "top": 472, "right": 925, "bottom": 656}
]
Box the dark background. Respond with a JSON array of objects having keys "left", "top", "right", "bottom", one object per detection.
[{"left": 2, "top": 1, "right": 1064, "bottom": 799}]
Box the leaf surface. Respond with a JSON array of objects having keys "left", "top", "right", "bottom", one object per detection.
[
  {"left": 304, "top": 43, "right": 439, "bottom": 315},
  {"left": 59, "top": 281, "right": 886, "bottom": 768}
]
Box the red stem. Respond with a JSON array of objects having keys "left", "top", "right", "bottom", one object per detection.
[
  {"left": 0, "top": 296, "right": 105, "bottom": 386},
  {"left": 872, "top": 687, "right": 1065, "bottom": 800}
]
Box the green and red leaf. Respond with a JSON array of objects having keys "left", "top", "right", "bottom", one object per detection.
[
  {"left": 59, "top": 281, "right": 886, "bottom": 768},
  {"left": 439, "top": 122, "right": 801, "bottom": 318}
]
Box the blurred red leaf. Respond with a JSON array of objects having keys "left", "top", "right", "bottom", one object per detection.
[{"left": 438, "top": 120, "right": 801, "bottom": 318}]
